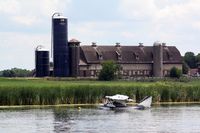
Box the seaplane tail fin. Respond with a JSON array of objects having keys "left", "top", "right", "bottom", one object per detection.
[{"left": 137, "top": 96, "right": 152, "bottom": 108}]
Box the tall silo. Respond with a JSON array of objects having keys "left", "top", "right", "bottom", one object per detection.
[
  {"left": 153, "top": 42, "right": 163, "bottom": 77},
  {"left": 35, "top": 45, "right": 50, "bottom": 77},
  {"left": 69, "top": 39, "right": 80, "bottom": 77},
  {"left": 52, "top": 13, "right": 70, "bottom": 77}
]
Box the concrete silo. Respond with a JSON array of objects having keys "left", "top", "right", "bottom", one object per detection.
[
  {"left": 153, "top": 42, "right": 163, "bottom": 77},
  {"left": 69, "top": 39, "right": 80, "bottom": 77}
]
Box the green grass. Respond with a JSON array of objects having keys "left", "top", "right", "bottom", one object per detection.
[{"left": 0, "top": 78, "right": 200, "bottom": 105}]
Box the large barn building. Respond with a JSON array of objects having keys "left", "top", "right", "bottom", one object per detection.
[
  {"left": 35, "top": 13, "right": 182, "bottom": 78},
  {"left": 68, "top": 40, "right": 182, "bottom": 78}
]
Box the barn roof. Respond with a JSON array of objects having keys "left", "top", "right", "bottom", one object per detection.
[{"left": 79, "top": 45, "right": 182, "bottom": 64}]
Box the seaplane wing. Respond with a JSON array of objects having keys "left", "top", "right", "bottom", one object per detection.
[{"left": 105, "top": 94, "right": 129, "bottom": 101}]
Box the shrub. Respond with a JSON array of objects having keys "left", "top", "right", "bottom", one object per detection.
[
  {"left": 170, "top": 67, "right": 182, "bottom": 78},
  {"left": 98, "top": 61, "right": 120, "bottom": 81}
]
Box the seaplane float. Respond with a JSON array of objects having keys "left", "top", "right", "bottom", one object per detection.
[{"left": 100, "top": 94, "right": 152, "bottom": 110}]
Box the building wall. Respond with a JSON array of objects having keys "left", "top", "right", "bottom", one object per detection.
[
  {"left": 122, "top": 64, "right": 152, "bottom": 70},
  {"left": 122, "top": 64, "right": 152, "bottom": 77},
  {"left": 79, "top": 63, "right": 153, "bottom": 77},
  {"left": 79, "top": 64, "right": 101, "bottom": 77},
  {"left": 79, "top": 63, "right": 182, "bottom": 78},
  {"left": 163, "top": 64, "right": 182, "bottom": 76}
]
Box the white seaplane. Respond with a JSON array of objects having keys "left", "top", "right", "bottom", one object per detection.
[{"left": 101, "top": 94, "right": 152, "bottom": 110}]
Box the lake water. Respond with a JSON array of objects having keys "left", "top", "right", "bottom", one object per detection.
[{"left": 0, "top": 104, "right": 200, "bottom": 133}]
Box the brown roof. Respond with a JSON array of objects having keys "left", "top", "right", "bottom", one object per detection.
[{"left": 80, "top": 45, "right": 182, "bottom": 64}]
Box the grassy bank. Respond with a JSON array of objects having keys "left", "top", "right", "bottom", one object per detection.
[{"left": 0, "top": 78, "right": 200, "bottom": 105}]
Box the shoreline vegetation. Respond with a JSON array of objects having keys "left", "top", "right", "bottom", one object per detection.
[{"left": 1, "top": 77, "right": 200, "bottom": 106}]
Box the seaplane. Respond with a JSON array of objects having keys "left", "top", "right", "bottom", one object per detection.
[{"left": 101, "top": 94, "right": 152, "bottom": 110}]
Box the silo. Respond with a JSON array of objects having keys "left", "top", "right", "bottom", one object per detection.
[
  {"left": 52, "top": 13, "right": 69, "bottom": 77},
  {"left": 35, "top": 46, "right": 49, "bottom": 77},
  {"left": 153, "top": 42, "right": 163, "bottom": 77},
  {"left": 69, "top": 39, "right": 80, "bottom": 77}
]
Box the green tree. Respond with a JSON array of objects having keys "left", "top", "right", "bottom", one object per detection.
[
  {"left": 1, "top": 68, "right": 32, "bottom": 77},
  {"left": 170, "top": 67, "right": 182, "bottom": 78},
  {"left": 98, "top": 61, "right": 120, "bottom": 81},
  {"left": 182, "top": 61, "right": 189, "bottom": 74},
  {"left": 0, "top": 71, "right": 3, "bottom": 77},
  {"left": 196, "top": 53, "right": 200, "bottom": 63},
  {"left": 2, "top": 69, "right": 15, "bottom": 77},
  {"left": 184, "top": 52, "right": 197, "bottom": 68}
]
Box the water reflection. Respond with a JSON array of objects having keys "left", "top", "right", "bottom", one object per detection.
[
  {"left": 53, "top": 107, "right": 77, "bottom": 133},
  {"left": 0, "top": 104, "right": 200, "bottom": 133}
]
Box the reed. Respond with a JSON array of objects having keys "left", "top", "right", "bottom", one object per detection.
[{"left": 0, "top": 78, "right": 200, "bottom": 105}]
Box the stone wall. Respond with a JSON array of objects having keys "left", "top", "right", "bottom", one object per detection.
[
  {"left": 79, "top": 63, "right": 182, "bottom": 78},
  {"left": 79, "top": 63, "right": 153, "bottom": 77}
]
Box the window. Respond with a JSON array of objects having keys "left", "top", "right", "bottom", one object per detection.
[
  {"left": 99, "top": 55, "right": 103, "bottom": 60},
  {"left": 133, "top": 52, "right": 139, "bottom": 60},
  {"left": 136, "top": 55, "right": 139, "bottom": 60},
  {"left": 83, "top": 71, "right": 86, "bottom": 77},
  {"left": 143, "top": 70, "right": 146, "bottom": 75},
  {"left": 129, "top": 70, "right": 132, "bottom": 76},
  {"left": 91, "top": 70, "right": 94, "bottom": 76}
]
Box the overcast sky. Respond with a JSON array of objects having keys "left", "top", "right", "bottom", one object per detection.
[{"left": 0, "top": 0, "right": 200, "bottom": 70}]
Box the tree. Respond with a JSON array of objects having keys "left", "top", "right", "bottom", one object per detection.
[
  {"left": 184, "top": 52, "right": 196, "bottom": 68},
  {"left": 1, "top": 68, "right": 32, "bottom": 77},
  {"left": 170, "top": 67, "right": 182, "bottom": 78},
  {"left": 0, "top": 71, "right": 3, "bottom": 77},
  {"left": 182, "top": 61, "right": 189, "bottom": 74},
  {"left": 196, "top": 53, "right": 200, "bottom": 63},
  {"left": 98, "top": 61, "right": 120, "bottom": 81},
  {"left": 2, "top": 69, "right": 15, "bottom": 77}
]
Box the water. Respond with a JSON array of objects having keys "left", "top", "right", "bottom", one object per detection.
[{"left": 0, "top": 105, "right": 200, "bottom": 133}]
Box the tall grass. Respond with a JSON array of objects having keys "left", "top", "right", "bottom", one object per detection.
[{"left": 0, "top": 78, "right": 200, "bottom": 105}]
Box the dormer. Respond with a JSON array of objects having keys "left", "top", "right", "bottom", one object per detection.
[
  {"left": 98, "top": 54, "right": 103, "bottom": 60},
  {"left": 115, "top": 42, "right": 122, "bottom": 61},
  {"left": 133, "top": 52, "right": 139, "bottom": 61},
  {"left": 167, "top": 52, "right": 173, "bottom": 60},
  {"left": 91, "top": 42, "right": 103, "bottom": 60},
  {"left": 116, "top": 50, "right": 122, "bottom": 61}
]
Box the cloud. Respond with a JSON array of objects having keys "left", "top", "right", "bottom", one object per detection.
[
  {"left": 118, "top": 0, "right": 157, "bottom": 20},
  {"left": 12, "top": 16, "right": 41, "bottom": 26},
  {"left": 120, "top": 32, "right": 136, "bottom": 39},
  {"left": 0, "top": 0, "right": 71, "bottom": 26},
  {"left": 118, "top": 0, "right": 200, "bottom": 27},
  {"left": 118, "top": 0, "right": 200, "bottom": 53},
  {"left": 0, "top": 32, "right": 50, "bottom": 70},
  {"left": 69, "top": 21, "right": 124, "bottom": 44},
  {"left": 0, "top": 0, "right": 20, "bottom": 14}
]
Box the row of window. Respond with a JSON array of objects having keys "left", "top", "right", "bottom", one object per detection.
[
  {"left": 80, "top": 69, "right": 171, "bottom": 77},
  {"left": 81, "top": 70, "right": 152, "bottom": 77}
]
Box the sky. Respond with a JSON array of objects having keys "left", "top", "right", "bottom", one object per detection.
[{"left": 0, "top": 0, "right": 200, "bottom": 70}]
